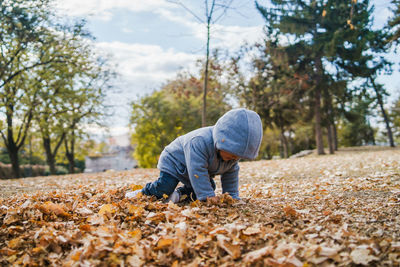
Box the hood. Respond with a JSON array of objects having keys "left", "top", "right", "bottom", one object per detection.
[{"left": 213, "top": 108, "right": 263, "bottom": 160}]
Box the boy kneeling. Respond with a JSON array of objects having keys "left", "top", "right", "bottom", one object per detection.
[{"left": 126, "top": 108, "right": 263, "bottom": 203}]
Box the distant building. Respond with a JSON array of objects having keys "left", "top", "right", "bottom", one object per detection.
[{"left": 84, "top": 134, "right": 138, "bottom": 173}]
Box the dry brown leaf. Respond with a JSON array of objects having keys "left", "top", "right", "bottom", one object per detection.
[
  {"left": 350, "top": 248, "right": 378, "bottom": 265},
  {"left": 243, "top": 225, "right": 262, "bottom": 235},
  {"left": 194, "top": 234, "right": 211, "bottom": 247},
  {"left": 39, "top": 201, "right": 69, "bottom": 217},
  {"left": 217, "top": 234, "right": 241, "bottom": 259},
  {"left": 243, "top": 246, "right": 272, "bottom": 263}
]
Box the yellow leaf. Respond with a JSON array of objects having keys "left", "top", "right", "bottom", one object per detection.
[
  {"left": 190, "top": 200, "right": 201, "bottom": 207},
  {"left": 129, "top": 184, "right": 143, "bottom": 191},
  {"left": 128, "top": 229, "right": 142, "bottom": 242},
  {"left": 156, "top": 238, "right": 174, "bottom": 250},
  {"left": 32, "top": 246, "right": 45, "bottom": 254},
  {"left": 127, "top": 204, "right": 144, "bottom": 217},
  {"left": 7, "top": 255, "right": 17, "bottom": 263},
  {"left": 322, "top": 10, "right": 327, "bottom": 17},
  {"left": 98, "top": 204, "right": 115, "bottom": 215},
  {"left": 163, "top": 194, "right": 169, "bottom": 199}
]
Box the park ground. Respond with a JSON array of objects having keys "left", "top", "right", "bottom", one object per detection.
[{"left": 0, "top": 147, "right": 399, "bottom": 266}]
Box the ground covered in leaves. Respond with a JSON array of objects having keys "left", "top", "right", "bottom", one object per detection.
[{"left": 1, "top": 147, "right": 399, "bottom": 266}]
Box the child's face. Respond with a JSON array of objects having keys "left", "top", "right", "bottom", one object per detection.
[{"left": 219, "top": 150, "right": 240, "bottom": 161}]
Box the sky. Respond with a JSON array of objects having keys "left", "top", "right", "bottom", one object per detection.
[{"left": 53, "top": 0, "right": 399, "bottom": 138}]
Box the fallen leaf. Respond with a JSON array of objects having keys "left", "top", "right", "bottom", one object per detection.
[
  {"left": 156, "top": 238, "right": 174, "bottom": 250},
  {"left": 39, "top": 201, "right": 69, "bottom": 217},
  {"left": 98, "top": 204, "right": 115, "bottom": 215},
  {"left": 283, "top": 205, "right": 298, "bottom": 218},
  {"left": 350, "top": 248, "right": 378, "bottom": 265},
  {"left": 217, "top": 234, "right": 241, "bottom": 259},
  {"left": 243, "top": 246, "right": 272, "bottom": 263}
]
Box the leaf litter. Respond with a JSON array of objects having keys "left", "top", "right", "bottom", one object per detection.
[{"left": 0, "top": 147, "right": 399, "bottom": 266}]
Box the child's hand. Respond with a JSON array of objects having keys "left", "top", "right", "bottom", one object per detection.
[{"left": 206, "top": 196, "right": 220, "bottom": 205}]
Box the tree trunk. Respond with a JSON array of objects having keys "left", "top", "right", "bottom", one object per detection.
[
  {"left": 280, "top": 130, "right": 289, "bottom": 158},
  {"left": 66, "top": 153, "right": 75, "bottom": 174},
  {"left": 371, "top": 79, "right": 395, "bottom": 147},
  {"left": 314, "top": 87, "right": 325, "bottom": 155},
  {"left": 8, "top": 143, "right": 21, "bottom": 178},
  {"left": 314, "top": 57, "right": 325, "bottom": 155},
  {"left": 202, "top": 22, "right": 211, "bottom": 127},
  {"left": 332, "top": 124, "right": 338, "bottom": 150},
  {"left": 5, "top": 113, "right": 21, "bottom": 178},
  {"left": 43, "top": 137, "right": 56, "bottom": 175},
  {"left": 327, "top": 125, "right": 335, "bottom": 154},
  {"left": 65, "top": 130, "right": 76, "bottom": 174},
  {"left": 323, "top": 87, "right": 335, "bottom": 154}
]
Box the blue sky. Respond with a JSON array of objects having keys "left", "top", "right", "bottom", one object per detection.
[{"left": 54, "top": 0, "right": 399, "bottom": 137}]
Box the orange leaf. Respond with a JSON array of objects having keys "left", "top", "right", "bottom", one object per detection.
[
  {"left": 71, "top": 251, "right": 81, "bottom": 261},
  {"left": 39, "top": 201, "right": 69, "bottom": 217},
  {"left": 190, "top": 200, "right": 201, "bottom": 207},
  {"left": 323, "top": 209, "right": 332, "bottom": 216},
  {"left": 79, "top": 224, "right": 92, "bottom": 232},
  {"left": 283, "top": 205, "right": 298, "bottom": 218},
  {"left": 156, "top": 238, "right": 174, "bottom": 250},
  {"left": 8, "top": 238, "right": 20, "bottom": 249}
]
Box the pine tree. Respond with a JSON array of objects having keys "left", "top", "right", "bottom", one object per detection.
[
  {"left": 256, "top": 0, "right": 379, "bottom": 154},
  {"left": 388, "top": 0, "right": 400, "bottom": 45}
]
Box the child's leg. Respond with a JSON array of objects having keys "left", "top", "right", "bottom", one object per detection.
[
  {"left": 176, "top": 178, "right": 216, "bottom": 201},
  {"left": 142, "top": 171, "right": 180, "bottom": 199}
]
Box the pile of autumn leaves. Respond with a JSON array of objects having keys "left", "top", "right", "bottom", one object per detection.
[
  {"left": 1, "top": 150, "right": 400, "bottom": 266},
  {"left": 0, "top": 187, "right": 282, "bottom": 266}
]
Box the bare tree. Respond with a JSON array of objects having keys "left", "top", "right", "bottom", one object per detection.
[{"left": 167, "top": 0, "right": 234, "bottom": 126}]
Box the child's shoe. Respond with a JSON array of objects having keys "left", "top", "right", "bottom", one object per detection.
[
  {"left": 125, "top": 189, "right": 143, "bottom": 198},
  {"left": 167, "top": 190, "right": 181, "bottom": 203}
]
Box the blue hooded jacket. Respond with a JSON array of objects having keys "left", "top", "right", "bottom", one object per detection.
[{"left": 157, "top": 108, "right": 263, "bottom": 201}]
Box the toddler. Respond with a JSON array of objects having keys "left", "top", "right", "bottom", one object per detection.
[{"left": 125, "top": 108, "right": 263, "bottom": 203}]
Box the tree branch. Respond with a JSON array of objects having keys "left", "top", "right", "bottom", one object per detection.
[{"left": 166, "top": 0, "right": 205, "bottom": 23}]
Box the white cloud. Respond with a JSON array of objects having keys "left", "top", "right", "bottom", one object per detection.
[
  {"left": 81, "top": 123, "right": 130, "bottom": 140},
  {"left": 153, "top": 5, "right": 264, "bottom": 51},
  {"left": 212, "top": 24, "right": 264, "bottom": 50},
  {"left": 53, "top": 0, "right": 174, "bottom": 21},
  {"left": 90, "top": 41, "right": 202, "bottom": 128},
  {"left": 95, "top": 41, "right": 200, "bottom": 90}
]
